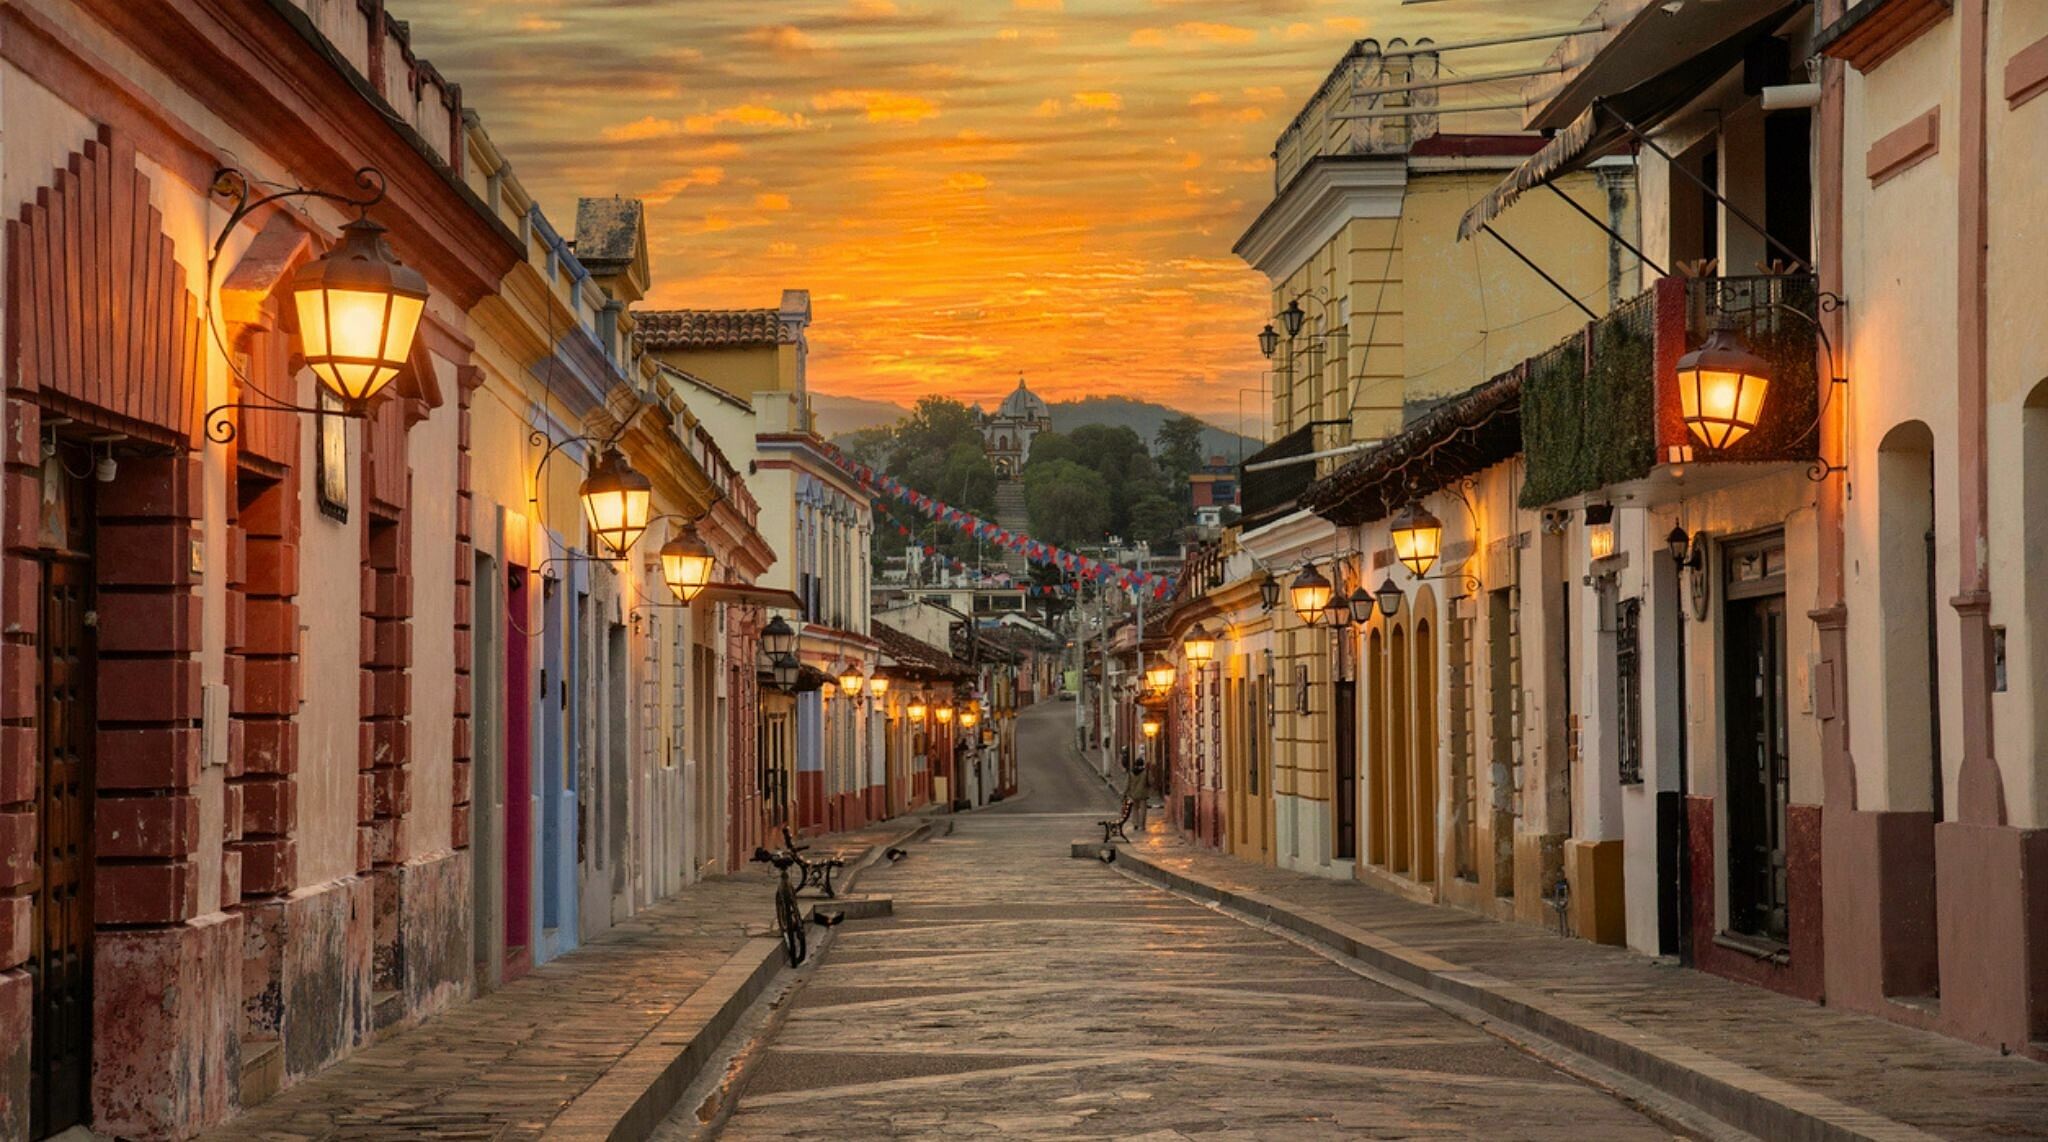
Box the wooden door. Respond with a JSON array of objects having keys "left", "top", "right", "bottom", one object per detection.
[
  {"left": 32, "top": 551, "right": 94, "bottom": 1137},
  {"left": 1724, "top": 535, "right": 1790, "bottom": 945}
]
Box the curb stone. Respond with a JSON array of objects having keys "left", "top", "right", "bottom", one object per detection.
[
  {"left": 1100, "top": 844, "right": 1939, "bottom": 1142},
  {"left": 544, "top": 819, "right": 933, "bottom": 1140}
]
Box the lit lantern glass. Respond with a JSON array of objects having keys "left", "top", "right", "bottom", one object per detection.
[
  {"left": 1588, "top": 522, "right": 1617, "bottom": 562},
  {"left": 1290, "top": 564, "right": 1333, "bottom": 626},
  {"left": 580, "top": 448, "right": 653, "bottom": 557},
  {"left": 907, "top": 697, "right": 928, "bottom": 721},
  {"left": 660, "top": 527, "right": 716, "bottom": 603},
  {"left": 1390, "top": 502, "right": 1444, "bottom": 578},
  {"left": 838, "top": 663, "right": 865, "bottom": 693},
  {"left": 936, "top": 705, "right": 954, "bottom": 725},
  {"left": 960, "top": 710, "right": 979, "bottom": 729},
  {"left": 1141, "top": 716, "right": 1162, "bottom": 739},
  {"left": 291, "top": 218, "right": 428, "bottom": 408},
  {"left": 1676, "top": 323, "right": 1771, "bottom": 450},
  {"left": 1145, "top": 657, "right": 1177, "bottom": 692},
  {"left": 1183, "top": 624, "right": 1217, "bottom": 668},
  {"left": 869, "top": 676, "right": 890, "bottom": 698}
]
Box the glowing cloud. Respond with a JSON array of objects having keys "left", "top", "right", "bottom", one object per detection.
[{"left": 812, "top": 89, "right": 942, "bottom": 123}]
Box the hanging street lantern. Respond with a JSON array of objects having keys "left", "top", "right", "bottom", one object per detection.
[
  {"left": 1258, "top": 324, "right": 1280, "bottom": 359},
  {"left": 659, "top": 526, "right": 716, "bottom": 603},
  {"left": 1375, "top": 576, "right": 1404, "bottom": 619},
  {"left": 1281, "top": 299, "right": 1307, "bottom": 339},
  {"left": 1389, "top": 502, "right": 1444, "bottom": 578},
  {"left": 292, "top": 216, "right": 429, "bottom": 409},
  {"left": 1259, "top": 572, "right": 1282, "bottom": 612},
  {"left": 1290, "top": 563, "right": 1333, "bottom": 626},
  {"left": 769, "top": 651, "right": 800, "bottom": 690},
  {"left": 936, "top": 705, "right": 955, "bottom": 725},
  {"left": 580, "top": 448, "right": 653, "bottom": 557},
  {"left": 761, "top": 615, "right": 798, "bottom": 660},
  {"left": 1145, "top": 656, "right": 1178, "bottom": 693},
  {"left": 1321, "top": 587, "right": 1349, "bottom": 629},
  {"left": 869, "top": 675, "right": 890, "bottom": 699},
  {"left": 1183, "top": 624, "right": 1217, "bottom": 668},
  {"left": 1676, "top": 320, "right": 1772, "bottom": 450},
  {"left": 1347, "top": 585, "right": 1375, "bottom": 626},
  {"left": 838, "top": 661, "right": 865, "bottom": 694},
  {"left": 960, "top": 710, "right": 979, "bottom": 729},
  {"left": 1141, "top": 715, "right": 1162, "bottom": 740},
  {"left": 1588, "top": 521, "right": 1618, "bottom": 562},
  {"left": 907, "top": 694, "right": 929, "bottom": 721}
]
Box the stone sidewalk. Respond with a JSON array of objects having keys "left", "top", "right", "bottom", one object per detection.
[
  {"left": 1115, "top": 826, "right": 2048, "bottom": 1141},
  {"left": 205, "top": 821, "right": 922, "bottom": 1141}
]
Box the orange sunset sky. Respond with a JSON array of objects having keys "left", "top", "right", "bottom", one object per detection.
[{"left": 402, "top": 0, "right": 1587, "bottom": 425}]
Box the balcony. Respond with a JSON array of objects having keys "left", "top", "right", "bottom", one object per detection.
[
  {"left": 1238, "top": 420, "right": 1352, "bottom": 529},
  {"left": 1519, "top": 274, "right": 1821, "bottom": 508}
]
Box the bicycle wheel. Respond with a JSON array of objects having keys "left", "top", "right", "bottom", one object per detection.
[{"left": 777, "top": 883, "right": 806, "bottom": 966}]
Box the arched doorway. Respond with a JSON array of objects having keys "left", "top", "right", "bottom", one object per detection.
[{"left": 1876, "top": 419, "right": 1940, "bottom": 999}]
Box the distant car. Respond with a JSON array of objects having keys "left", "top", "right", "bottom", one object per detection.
[{"left": 1058, "top": 690, "right": 1076, "bottom": 701}]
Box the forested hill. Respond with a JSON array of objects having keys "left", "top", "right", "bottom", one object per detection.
[{"left": 817, "top": 392, "right": 1258, "bottom": 464}]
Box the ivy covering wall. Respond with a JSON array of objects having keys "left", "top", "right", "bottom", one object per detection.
[{"left": 1519, "top": 313, "right": 1656, "bottom": 507}]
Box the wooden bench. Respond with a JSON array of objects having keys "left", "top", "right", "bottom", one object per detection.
[{"left": 1098, "top": 799, "right": 1134, "bottom": 843}]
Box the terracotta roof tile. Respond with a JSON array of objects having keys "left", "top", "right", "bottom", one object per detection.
[{"left": 638, "top": 308, "right": 787, "bottom": 349}]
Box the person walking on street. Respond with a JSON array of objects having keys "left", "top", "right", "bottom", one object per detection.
[{"left": 1123, "top": 756, "right": 1151, "bottom": 833}]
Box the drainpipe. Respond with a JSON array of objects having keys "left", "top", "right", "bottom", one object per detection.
[
  {"left": 1811, "top": 0, "right": 1856, "bottom": 811},
  {"left": 1953, "top": 0, "right": 2003, "bottom": 825}
]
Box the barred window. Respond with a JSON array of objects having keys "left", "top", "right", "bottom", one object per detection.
[{"left": 1617, "top": 597, "right": 1644, "bottom": 786}]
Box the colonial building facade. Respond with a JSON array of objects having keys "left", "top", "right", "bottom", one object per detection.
[
  {"left": 0, "top": 3, "right": 895, "bottom": 1138},
  {"left": 1155, "top": 0, "right": 2048, "bottom": 1059}
]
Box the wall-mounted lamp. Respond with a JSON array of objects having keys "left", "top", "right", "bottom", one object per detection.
[
  {"left": 580, "top": 448, "right": 653, "bottom": 558},
  {"left": 838, "top": 661, "right": 866, "bottom": 695},
  {"left": 1346, "top": 585, "right": 1376, "bottom": 626},
  {"left": 660, "top": 526, "right": 715, "bottom": 603},
  {"left": 204, "top": 167, "right": 425, "bottom": 444},
  {"left": 1390, "top": 502, "right": 1444, "bottom": 578},
  {"left": 1145, "top": 656, "right": 1177, "bottom": 693},
  {"left": 1289, "top": 563, "right": 1333, "bottom": 626},
  {"left": 1258, "top": 572, "right": 1282, "bottom": 612},
  {"left": 1676, "top": 318, "right": 1771, "bottom": 450},
  {"left": 1183, "top": 624, "right": 1217, "bottom": 668},
  {"left": 1258, "top": 324, "right": 1280, "bottom": 359},
  {"left": 869, "top": 675, "right": 891, "bottom": 699},
  {"left": 1141, "top": 715, "right": 1162, "bottom": 740}
]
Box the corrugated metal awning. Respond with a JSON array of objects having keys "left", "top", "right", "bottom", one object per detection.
[{"left": 1457, "top": 3, "right": 1805, "bottom": 243}]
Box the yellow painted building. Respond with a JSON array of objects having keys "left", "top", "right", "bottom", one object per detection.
[{"left": 1192, "top": 37, "right": 1639, "bottom": 880}]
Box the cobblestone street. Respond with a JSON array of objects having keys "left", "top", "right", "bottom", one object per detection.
[{"left": 694, "top": 707, "right": 1677, "bottom": 1140}]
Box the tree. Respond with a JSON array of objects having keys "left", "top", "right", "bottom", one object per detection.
[
  {"left": 1127, "top": 493, "right": 1186, "bottom": 548},
  {"left": 1023, "top": 459, "right": 1111, "bottom": 547},
  {"left": 1155, "top": 414, "right": 1206, "bottom": 481}
]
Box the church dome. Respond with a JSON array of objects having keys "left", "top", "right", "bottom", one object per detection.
[{"left": 996, "top": 375, "right": 1050, "bottom": 423}]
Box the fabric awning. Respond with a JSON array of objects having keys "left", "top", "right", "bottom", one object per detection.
[
  {"left": 698, "top": 582, "right": 804, "bottom": 611},
  {"left": 1457, "top": 3, "right": 1804, "bottom": 243}
]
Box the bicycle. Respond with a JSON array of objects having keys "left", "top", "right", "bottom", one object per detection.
[
  {"left": 750, "top": 845, "right": 809, "bottom": 967},
  {"left": 779, "top": 825, "right": 845, "bottom": 899}
]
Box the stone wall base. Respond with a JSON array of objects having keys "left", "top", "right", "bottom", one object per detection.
[
  {"left": 94, "top": 912, "right": 242, "bottom": 1140},
  {"left": 0, "top": 968, "right": 28, "bottom": 1141},
  {"left": 1511, "top": 830, "right": 1567, "bottom": 926},
  {"left": 1935, "top": 821, "right": 2048, "bottom": 1052},
  {"left": 1686, "top": 796, "right": 1824, "bottom": 1002},
  {"left": 1565, "top": 837, "right": 1627, "bottom": 946},
  {"left": 388, "top": 849, "right": 473, "bottom": 1023},
  {"left": 1821, "top": 807, "right": 1940, "bottom": 1017},
  {"left": 241, "top": 877, "right": 374, "bottom": 1089}
]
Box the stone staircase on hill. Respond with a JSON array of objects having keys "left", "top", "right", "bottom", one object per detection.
[{"left": 994, "top": 481, "right": 1030, "bottom": 575}]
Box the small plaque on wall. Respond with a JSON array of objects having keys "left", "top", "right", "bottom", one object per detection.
[{"left": 316, "top": 391, "right": 349, "bottom": 523}]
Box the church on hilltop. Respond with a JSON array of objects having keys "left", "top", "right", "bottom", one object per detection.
[{"left": 980, "top": 374, "right": 1051, "bottom": 479}]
